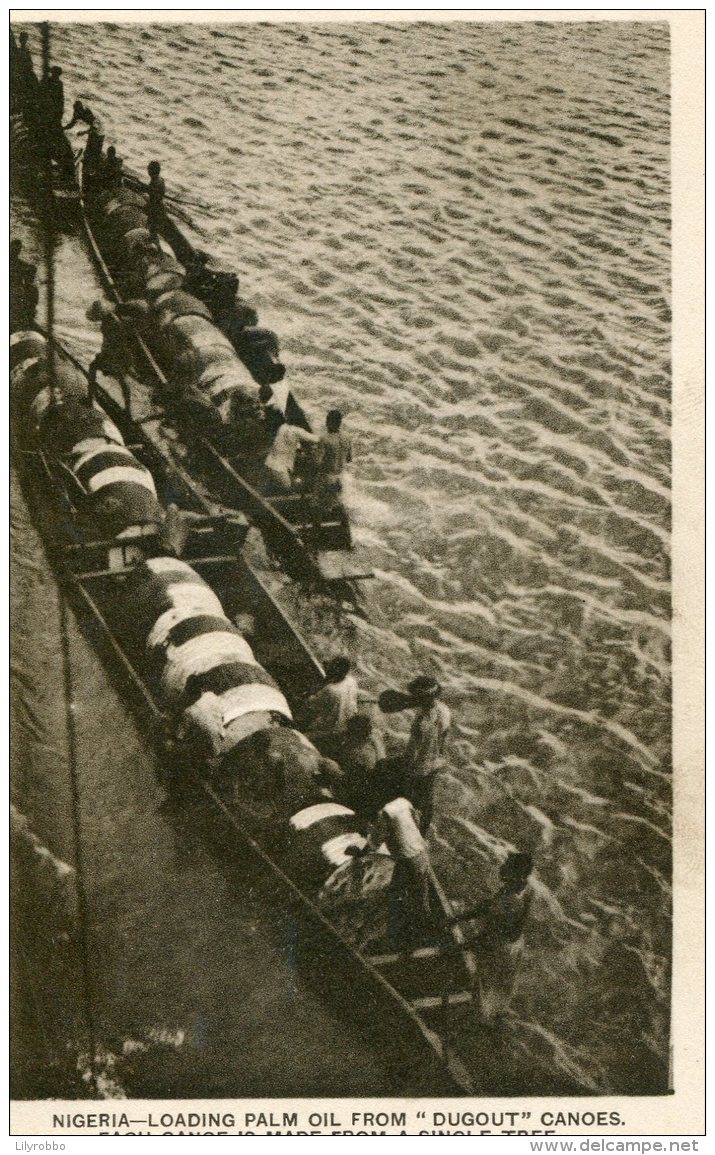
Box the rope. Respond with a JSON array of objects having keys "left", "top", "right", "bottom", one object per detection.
[
  {"left": 41, "top": 23, "right": 58, "bottom": 407},
  {"left": 41, "top": 19, "right": 99, "bottom": 1089}
]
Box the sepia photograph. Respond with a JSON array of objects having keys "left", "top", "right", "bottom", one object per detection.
[{"left": 9, "top": 8, "right": 702, "bottom": 1131}]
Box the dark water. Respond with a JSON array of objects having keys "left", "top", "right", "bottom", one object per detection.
[{"left": 11, "top": 19, "right": 671, "bottom": 1096}]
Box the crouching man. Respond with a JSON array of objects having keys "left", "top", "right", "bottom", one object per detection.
[{"left": 352, "top": 796, "right": 436, "bottom": 949}]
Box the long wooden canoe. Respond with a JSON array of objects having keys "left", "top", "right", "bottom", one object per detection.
[{"left": 10, "top": 326, "right": 479, "bottom": 1097}]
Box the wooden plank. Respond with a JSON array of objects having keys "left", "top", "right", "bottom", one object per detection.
[
  {"left": 367, "top": 946, "right": 445, "bottom": 967},
  {"left": 74, "top": 565, "right": 133, "bottom": 581},
  {"left": 64, "top": 535, "right": 156, "bottom": 552},
  {"left": 316, "top": 550, "right": 374, "bottom": 582},
  {"left": 411, "top": 991, "right": 474, "bottom": 1010},
  {"left": 184, "top": 554, "right": 244, "bottom": 568},
  {"left": 75, "top": 554, "right": 239, "bottom": 581}
]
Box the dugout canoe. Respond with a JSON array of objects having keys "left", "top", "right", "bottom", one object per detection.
[
  {"left": 71, "top": 145, "right": 372, "bottom": 594},
  {"left": 10, "top": 325, "right": 478, "bottom": 1097}
]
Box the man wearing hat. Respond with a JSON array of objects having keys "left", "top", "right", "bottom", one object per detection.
[{"left": 403, "top": 675, "right": 452, "bottom": 834}]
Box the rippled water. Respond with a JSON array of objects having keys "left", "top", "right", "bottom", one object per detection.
[{"left": 11, "top": 18, "right": 671, "bottom": 1096}]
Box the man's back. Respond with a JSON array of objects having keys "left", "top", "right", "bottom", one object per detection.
[
  {"left": 319, "top": 430, "right": 352, "bottom": 477},
  {"left": 406, "top": 700, "right": 451, "bottom": 777},
  {"left": 309, "top": 675, "right": 358, "bottom": 735},
  {"left": 480, "top": 885, "right": 532, "bottom": 950},
  {"left": 148, "top": 175, "right": 166, "bottom": 206},
  {"left": 373, "top": 797, "right": 426, "bottom": 861},
  {"left": 342, "top": 730, "right": 385, "bottom": 777}
]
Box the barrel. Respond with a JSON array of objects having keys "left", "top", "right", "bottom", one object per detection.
[
  {"left": 143, "top": 252, "right": 184, "bottom": 280},
  {"left": 171, "top": 315, "right": 237, "bottom": 360},
  {"left": 162, "top": 317, "right": 243, "bottom": 391},
  {"left": 10, "top": 329, "right": 46, "bottom": 373},
  {"left": 70, "top": 441, "right": 161, "bottom": 534},
  {"left": 201, "top": 367, "right": 259, "bottom": 417},
  {"left": 146, "top": 271, "right": 184, "bottom": 300},
  {"left": 159, "top": 629, "right": 263, "bottom": 704},
  {"left": 105, "top": 204, "right": 146, "bottom": 239},
  {"left": 103, "top": 188, "right": 144, "bottom": 213},
  {"left": 124, "top": 557, "right": 226, "bottom": 641},
  {"left": 122, "top": 227, "right": 154, "bottom": 258},
  {"left": 39, "top": 399, "right": 123, "bottom": 455},
  {"left": 286, "top": 802, "right": 367, "bottom": 886},
  {"left": 155, "top": 289, "right": 212, "bottom": 326},
  {"left": 124, "top": 557, "right": 292, "bottom": 756},
  {"left": 234, "top": 326, "right": 284, "bottom": 387},
  {"left": 11, "top": 337, "right": 163, "bottom": 537},
  {"left": 12, "top": 338, "right": 86, "bottom": 413}
]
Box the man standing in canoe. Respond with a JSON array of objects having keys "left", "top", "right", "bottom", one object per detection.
[
  {"left": 40, "top": 64, "right": 64, "bottom": 128},
  {"left": 65, "top": 102, "right": 105, "bottom": 189},
  {"left": 359, "top": 796, "right": 435, "bottom": 947},
  {"left": 302, "top": 656, "right": 359, "bottom": 757},
  {"left": 99, "top": 145, "right": 124, "bottom": 193},
  {"left": 314, "top": 408, "right": 352, "bottom": 502},
  {"left": 86, "top": 298, "right": 140, "bottom": 417},
  {"left": 335, "top": 713, "right": 387, "bottom": 815},
  {"left": 446, "top": 851, "right": 534, "bottom": 1023},
  {"left": 403, "top": 675, "right": 452, "bottom": 835},
  {"left": 146, "top": 160, "right": 166, "bottom": 241},
  {"left": 63, "top": 98, "right": 91, "bottom": 131}
]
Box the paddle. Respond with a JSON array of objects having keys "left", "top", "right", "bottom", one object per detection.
[
  {"left": 157, "top": 196, "right": 209, "bottom": 240},
  {"left": 378, "top": 688, "right": 417, "bottom": 714},
  {"left": 123, "top": 165, "right": 212, "bottom": 215}
]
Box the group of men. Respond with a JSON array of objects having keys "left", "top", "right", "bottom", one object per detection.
[
  {"left": 302, "top": 659, "right": 533, "bottom": 1018},
  {"left": 15, "top": 35, "right": 343, "bottom": 504},
  {"left": 82, "top": 289, "right": 353, "bottom": 503},
  {"left": 12, "top": 35, "right": 72, "bottom": 178},
  {"left": 12, "top": 31, "right": 532, "bottom": 1021},
  {"left": 260, "top": 390, "right": 353, "bottom": 502},
  {"left": 12, "top": 32, "right": 121, "bottom": 193},
  {"left": 303, "top": 661, "right": 450, "bottom": 835}
]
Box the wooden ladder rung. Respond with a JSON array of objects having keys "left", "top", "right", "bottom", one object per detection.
[
  {"left": 189, "top": 555, "right": 240, "bottom": 567},
  {"left": 76, "top": 566, "right": 132, "bottom": 581},
  {"left": 411, "top": 991, "right": 474, "bottom": 1010},
  {"left": 368, "top": 946, "right": 443, "bottom": 967}
]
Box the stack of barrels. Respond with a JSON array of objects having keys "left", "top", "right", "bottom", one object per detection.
[
  {"left": 90, "top": 187, "right": 268, "bottom": 454},
  {"left": 10, "top": 329, "right": 162, "bottom": 536}
]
